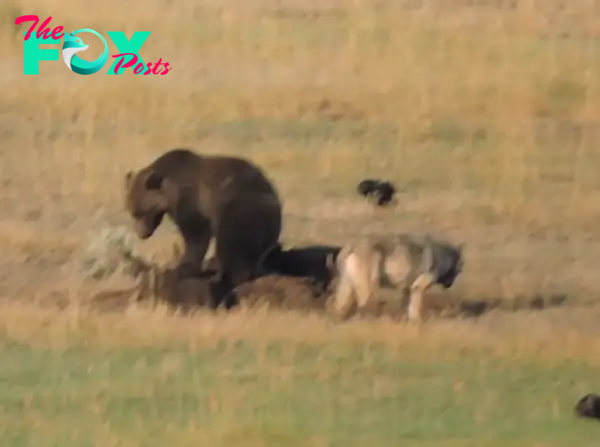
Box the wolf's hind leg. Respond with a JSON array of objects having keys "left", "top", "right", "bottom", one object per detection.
[{"left": 350, "top": 250, "right": 380, "bottom": 310}]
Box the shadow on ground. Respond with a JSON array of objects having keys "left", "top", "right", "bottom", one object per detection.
[
  {"left": 237, "top": 279, "right": 574, "bottom": 321},
  {"left": 87, "top": 271, "right": 574, "bottom": 322}
]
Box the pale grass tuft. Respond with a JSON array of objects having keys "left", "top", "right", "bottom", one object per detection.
[{"left": 79, "top": 225, "right": 140, "bottom": 280}]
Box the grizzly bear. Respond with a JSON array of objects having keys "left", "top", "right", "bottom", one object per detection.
[{"left": 124, "top": 148, "right": 283, "bottom": 309}]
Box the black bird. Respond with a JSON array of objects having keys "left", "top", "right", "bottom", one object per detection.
[
  {"left": 357, "top": 179, "right": 397, "bottom": 207},
  {"left": 357, "top": 179, "right": 379, "bottom": 197},
  {"left": 575, "top": 393, "right": 600, "bottom": 420}
]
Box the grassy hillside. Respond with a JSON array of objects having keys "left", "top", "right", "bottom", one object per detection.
[{"left": 1, "top": 0, "right": 600, "bottom": 445}]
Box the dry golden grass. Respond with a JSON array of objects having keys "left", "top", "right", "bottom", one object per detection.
[
  {"left": 0, "top": 301, "right": 599, "bottom": 445},
  {"left": 0, "top": 0, "right": 599, "bottom": 322},
  {"left": 1, "top": 2, "right": 600, "bottom": 443},
  {"left": 1, "top": 0, "right": 600, "bottom": 301},
  {"left": 1, "top": 300, "right": 599, "bottom": 364}
]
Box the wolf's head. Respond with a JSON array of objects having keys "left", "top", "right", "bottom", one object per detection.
[{"left": 428, "top": 239, "right": 464, "bottom": 289}]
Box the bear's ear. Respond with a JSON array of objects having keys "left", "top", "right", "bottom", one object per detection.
[{"left": 144, "top": 171, "right": 164, "bottom": 190}]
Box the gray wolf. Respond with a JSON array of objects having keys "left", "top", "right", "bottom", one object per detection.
[{"left": 330, "top": 233, "right": 464, "bottom": 321}]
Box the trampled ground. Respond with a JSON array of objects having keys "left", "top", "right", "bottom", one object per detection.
[{"left": 1, "top": 0, "right": 600, "bottom": 445}]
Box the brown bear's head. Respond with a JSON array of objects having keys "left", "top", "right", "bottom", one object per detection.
[{"left": 124, "top": 169, "right": 175, "bottom": 239}]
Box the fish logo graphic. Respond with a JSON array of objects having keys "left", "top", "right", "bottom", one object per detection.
[{"left": 62, "top": 29, "right": 109, "bottom": 75}]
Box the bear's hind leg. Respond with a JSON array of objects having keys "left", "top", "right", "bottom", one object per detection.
[
  {"left": 208, "top": 260, "right": 251, "bottom": 310},
  {"left": 209, "top": 231, "right": 258, "bottom": 310},
  {"left": 209, "top": 196, "right": 281, "bottom": 310}
]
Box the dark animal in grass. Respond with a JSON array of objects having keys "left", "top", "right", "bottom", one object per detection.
[
  {"left": 122, "top": 244, "right": 211, "bottom": 313},
  {"left": 259, "top": 243, "right": 342, "bottom": 297},
  {"left": 575, "top": 393, "right": 600, "bottom": 420},
  {"left": 90, "top": 243, "right": 211, "bottom": 315},
  {"left": 124, "top": 148, "right": 282, "bottom": 310},
  {"left": 235, "top": 273, "right": 329, "bottom": 311},
  {"left": 357, "top": 179, "right": 380, "bottom": 197},
  {"left": 356, "top": 179, "right": 397, "bottom": 207}
]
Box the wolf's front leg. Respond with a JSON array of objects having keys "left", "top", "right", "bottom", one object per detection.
[
  {"left": 407, "top": 273, "right": 435, "bottom": 322},
  {"left": 330, "top": 274, "right": 357, "bottom": 320}
]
